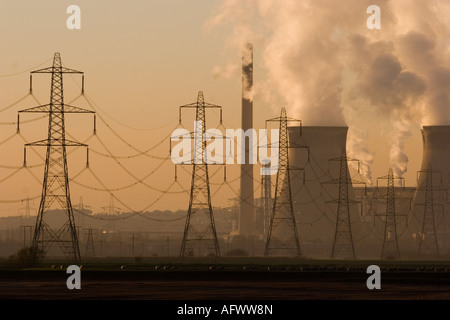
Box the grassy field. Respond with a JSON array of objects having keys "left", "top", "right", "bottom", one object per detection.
[
  {"left": 0, "top": 256, "right": 450, "bottom": 300},
  {"left": 1, "top": 255, "right": 450, "bottom": 271}
]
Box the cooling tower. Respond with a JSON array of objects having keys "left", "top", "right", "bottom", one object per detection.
[
  {"left": 412, "top": 126, "right": 450, "bottom": 256},
  {"left": 287, "top": 126, "right": 362, "bottom": 258},
  {"left": 416, "top": 126, "right": 450, "bottom": 183},
  {"left": 239, "top": 43, "right": 254, "bottom": 237}
]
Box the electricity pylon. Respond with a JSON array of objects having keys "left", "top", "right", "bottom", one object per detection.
[
  {"left": 177, "top": 91, "right": 223, "bottom": 257},
  {"left": 102, "top": 195, "right": 121, "bottom": 215},
  {"left": 416, "top": 165, "right": 441, "bottom": 256},
  {"left": 376, "top": 168, "right": 405, "bottom": 259},
  {"left": 19, "top": 196, "right": 32, "bottom": 220},
  {"left": 324, "top": 150, "right": 365, "bottom": 259},
  {"left": 84, "top": 228, "right": 96, "bottom": 258},
  {"left": 260, "top": 161, "right": 272, "bottom": 236},
  {"left": 264, "top": 107, "right": 308, "bottom": 257},
  {"left": 18, "top": 52, "right": 95, "bottom": 262},
  {"left": 19, "top": 196, "right": 34, "bottom": 248}
]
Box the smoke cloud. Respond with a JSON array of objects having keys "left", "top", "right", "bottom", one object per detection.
[
  {"left": 207, "top": 0, "right": 450, "bottom": 183},
  {"left": 242, "top": 43, "right": 254, "bottom": 101}
]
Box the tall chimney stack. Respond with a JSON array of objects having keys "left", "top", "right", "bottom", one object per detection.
[{"left": 239, "top": 43, "right": 254, "bottom": 237}]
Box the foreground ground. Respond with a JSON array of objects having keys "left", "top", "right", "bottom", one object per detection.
[{"left": 0, "top": 257, "right": 449, "bottom": 300}]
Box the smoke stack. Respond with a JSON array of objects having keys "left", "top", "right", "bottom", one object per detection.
[
  {"left": 412, "top": 126, "right": 450, "bottom": 253},
  {"left": 287, "top": 126, "right": 360, "bottom": 257},
  {"left": 239, "top": 43, "right": 254, "bottom": 237}
]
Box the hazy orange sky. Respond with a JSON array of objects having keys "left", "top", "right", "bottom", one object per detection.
[
  {"left": 1, "top": 0, "right": 449, "bottom": 218},
  {"left": 0, "top": 0, "right": 276, "bottom": 217}
]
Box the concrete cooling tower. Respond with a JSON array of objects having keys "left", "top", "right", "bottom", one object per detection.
[
  {"left": 287, "top": 126, "right": 365, "bottom": 258},
  {"left": 411, "top": 126, "right": 450, "bottom": 257}
]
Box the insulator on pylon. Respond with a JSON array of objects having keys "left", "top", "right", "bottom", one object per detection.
[
  {"left": 23, "top": 147, "right": 27, "bottom": 167},
  {"left": 174, "top": 165, "right": 177, "bottom": 181},
  {"left": 81, "top": 74, "right": 85, "bottom": 94},
  {"left": 16, "top": 114, "right": 20, "bottom": 133},
  {"left": 29, "top": 75, "right": 32, "bottom": 94},
  {"left": 223, "top": 166, "right": 226, "bottom": 182},
  {"left": 93, "top": 114, "right": 97, "bottom": 135},
  {"left": 86, "top": 147, "right": 89, "bottom": 168}
]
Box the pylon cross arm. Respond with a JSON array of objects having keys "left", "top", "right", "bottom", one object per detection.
[
  {"left": 18, "top": 104, "right": 94, "bottom": 114},
  {"left": 31, "top": 67, "right": 83, "bottom": 74},
  {"left": 25, "top": 139, "right": 88, "bottom": 147},
  {"left": 19, "top": 104, "right": 51, "bottom": 113},
  {"left": 180, "top": 103, "right": 222, "bottom": 109},
  {"left": 59, "top": 105, "right": 94, "bottom": 113}
]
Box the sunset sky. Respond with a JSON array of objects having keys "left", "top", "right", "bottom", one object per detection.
[{"left": 1, "top": 0, "right": 449, "bottom": 218}]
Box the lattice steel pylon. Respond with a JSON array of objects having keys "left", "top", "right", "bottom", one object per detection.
[
  {"left": 18, "top": 53, "right": 95, "bottom": 262},
  {"left": 417, "top": 164, "right": 440, "bottom": 256},
  {"left": 324, "top": 150, "right": 365, "bottom": 259},
  {"left": 178, "top": 91, "right": 223, "bottom": 257},
  {"left": 264, "top": 107, "right": 307, "bottom": 257},
  {"left": 376, "top": 168, "right": 404, "bottom": 259},
  {"left": 84, "top": 228, "right": 96, "bottom": 258},
  {"left": 260, "top": 162, "right": 272, "bottom": 236}
]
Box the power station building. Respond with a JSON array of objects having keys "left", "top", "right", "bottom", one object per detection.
[{"left": 246, "top": 125, "right": 450, "bottom": 259}]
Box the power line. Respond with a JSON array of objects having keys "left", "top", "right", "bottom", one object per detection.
[
  {"left": 65, "top": 77, "right": 180, "bottom": 132},
  {"left": 91, "top": 134, "right": 188, "bottom": 194},
  {"left": 70, "top": 159, "right": 186, "bottom": 194},
  {"left": 0, "top": 115, "right": 47, "bottom": 126},
  {"left": 0, "top": 58, "right": 52, "bottom": 77},
  {"left": 0, "top": 94, "right": 30, "bottom": 113}
]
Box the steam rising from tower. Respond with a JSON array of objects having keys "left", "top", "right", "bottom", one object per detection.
[{"left": 208, "top": 0, "right": 450, "bottom": 185}]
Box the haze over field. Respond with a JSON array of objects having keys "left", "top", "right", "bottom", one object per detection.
[{"left": 0, "top": 1, "right": 449, "bottom": 217}]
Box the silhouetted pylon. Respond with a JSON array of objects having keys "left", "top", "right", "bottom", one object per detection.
[
  {"left": 264, "top": 107, "right": 308, "bottom": 257},
  {"left": 324, "top": 150, "right": 365, "bottom": 259},
  {"left": 260, "top": 161, "right": 272, "bottom": 236},
  {"left": 376, "top": 168, "right": 404, "bottom": 259},
  {"left": 84, "top": 228, "right": 96, "bottom": 258},
  {"left": 418, "top": 164, "right": 440, "bottom": 256},
  {"left": 18, "top": 53, "right": 95, "bottom": 262},
  {"left": 178, "top": 91, "right": 223, "bottom": 257}
]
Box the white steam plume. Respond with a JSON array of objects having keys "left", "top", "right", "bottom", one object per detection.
[{"left": 207, "top": 0, "right": 450, "bottom": 183}]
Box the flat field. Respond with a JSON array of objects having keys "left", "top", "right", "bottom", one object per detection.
[{"left": 0, "top": 257, "right": 449, "bottom": 300}]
